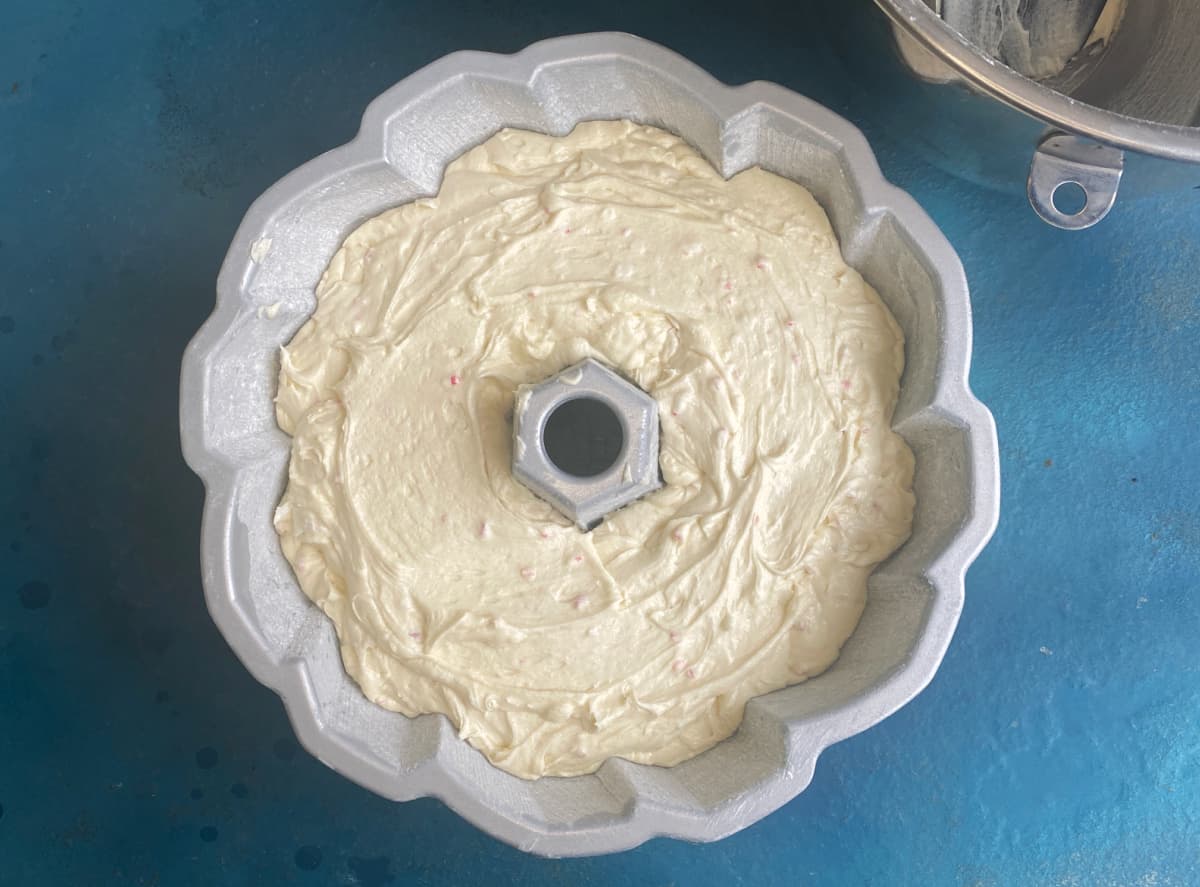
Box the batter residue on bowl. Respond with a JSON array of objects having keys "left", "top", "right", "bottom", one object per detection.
[{"left": 273, "top": 120, "right": 915, "bottom": 778}]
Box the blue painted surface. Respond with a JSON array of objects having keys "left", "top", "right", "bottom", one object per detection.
[{"left": 2, "top": 0, "right": 1198, "bottom": 883}]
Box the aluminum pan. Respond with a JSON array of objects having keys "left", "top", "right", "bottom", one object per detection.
[{"left": 179, "top": 32, "right": 1000, "bottom": 857}]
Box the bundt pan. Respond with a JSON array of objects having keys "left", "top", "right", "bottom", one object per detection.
[{"left": 179, "top": 32, "right": 999, "bottom": 856}]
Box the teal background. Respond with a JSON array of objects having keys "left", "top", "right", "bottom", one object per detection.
[{"left": 2, "top": 0, "right": 1198, "bottom": 883}]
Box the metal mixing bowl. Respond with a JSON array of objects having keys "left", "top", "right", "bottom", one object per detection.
[
  {"left": 876, "top": 0, "right": 1200, "bottom": 228},
  {"left": 179, "top": 32, "right": 999, "bottom": 856}
]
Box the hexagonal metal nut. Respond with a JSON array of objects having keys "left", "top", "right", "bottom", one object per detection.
[{"left": 512, "top": 358, "right": 662, "bottom": 530}]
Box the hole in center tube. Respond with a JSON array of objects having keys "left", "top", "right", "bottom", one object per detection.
[
  {"left": 543, "top": 397, "right": 624, "bottom": 478},
  {"left": 1051, "top": 181, "right": 1087, "bottom": 216}
]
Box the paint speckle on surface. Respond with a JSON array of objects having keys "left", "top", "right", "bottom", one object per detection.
[
  {"left": 50, "top": 329, "right": 78, "bottom": 353},
  {"left": 294, "top": 846, "right": 322, "bottom": 871},
  {"left": 141, "top": 627, "right": 173, "bottom": 656},
  {"left": 199, "top": 826, "right": 218, "bottom": 843},
  {"left": 272, "top": 738, "right": 298, "bottom": 762},
  {"left": 1039, "top": 646, "right": 1054, "bottom": 656},
  {"left": 194, "top": 747, "right": 218, "bottom": 769},
  {"left": 1044, "top": 458, "right": 1053, "bottom": 468},
  {"left": 17, "top": 580, "right": 50, "bottom": 610},
  {"left": 348, "top": 856, "right": 394, "bottom": 886}
]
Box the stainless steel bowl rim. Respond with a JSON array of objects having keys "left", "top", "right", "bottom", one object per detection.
[
  {"left": 876, "top": 0, "right": 1200, "bottom": 164},
  {"left": 179, "top": 32, "right": 1000, "bottom": 856}
]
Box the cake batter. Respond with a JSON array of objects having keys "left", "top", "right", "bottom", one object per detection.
[{"left": 274, "top": 121, "right": 915, "bottom": 778}]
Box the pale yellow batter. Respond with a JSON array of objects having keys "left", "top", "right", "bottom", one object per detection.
[{"left": 274, "top": 121, "right": 915, "bottom": 779}]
